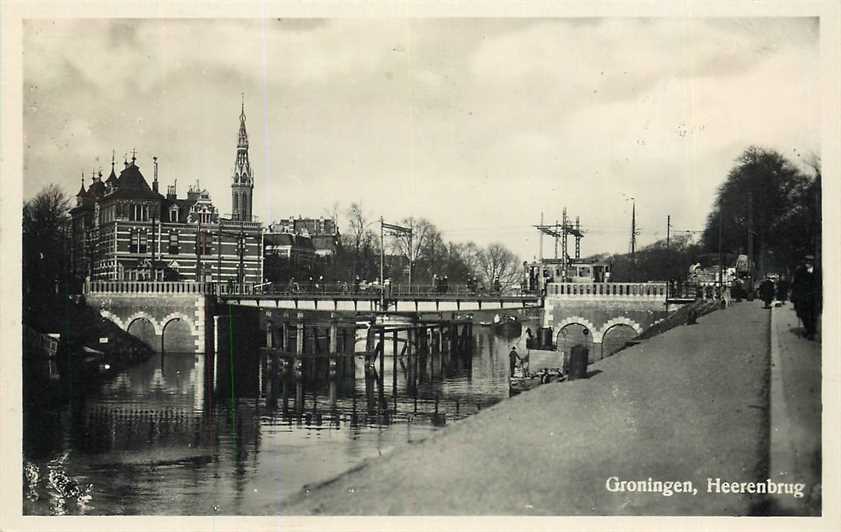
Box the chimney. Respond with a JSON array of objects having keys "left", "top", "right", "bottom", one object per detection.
[{"left": 152, "top": 156, "right": 159, "bottom": 193}]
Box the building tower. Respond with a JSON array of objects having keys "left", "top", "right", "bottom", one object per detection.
[{"left": 231, "top": 94, "right": 254, "bottom": 221}]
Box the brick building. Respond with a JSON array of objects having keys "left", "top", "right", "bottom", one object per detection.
[
  {"left": 268, "top": 216, "right": 339, "bottom": 257},
  {"left": 69, "top": 101, "right": 263, "bottom": 285}
]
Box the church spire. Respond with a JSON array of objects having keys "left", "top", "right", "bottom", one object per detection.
[
  {"left": 238, "top": 92, "right": 248, "bottom": 148},
  {"left": 232, "top": 93, "right": 254, "bottom": 222}
]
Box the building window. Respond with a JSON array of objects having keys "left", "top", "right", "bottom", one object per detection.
[
  {"left": 196, "top": 231, "right": 212, "bottom": 255},
  {"left": 169, "top": 206, "right": 179, "bottom": 222},
  {"left": 130, "top": 204, "right": 150, "bottom": 222},
  {"left": 139, "top": 230, "right": 148, "bottom": 254},
  {"left": 168, "top": 231, "right": 179, "bottom": 255},
  {"left": 130, "top": 229, "right": 148, "bottom": 254}
]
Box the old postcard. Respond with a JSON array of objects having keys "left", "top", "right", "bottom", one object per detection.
[{"left": 2, "top": 1, "right": 839, "bottom": 531}]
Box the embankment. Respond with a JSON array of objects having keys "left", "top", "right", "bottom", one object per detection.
[{"left": 282, "top": 301, "right": 771, "bottom": 515}]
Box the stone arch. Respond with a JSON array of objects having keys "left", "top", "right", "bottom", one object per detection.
[
  {"left": 554, "top": 316, "right": 598, "bottom": 343},
  {"left": 599, "top": 316, "right": 643, "bottom": 341},
  {"left": 161, "top": 312, "right": 197, "bottom": 337},
  {"left": 127, "top": 315, "right": 159, "bottom": 350},
  {"left": 126, "top": 311, "right": 162, "bottom": 335},
  {"left": 600, "top": 321, "right": 641, "bottom": 359},
  {"left": 100, "top": 309, "right": 126, "bottom": 330},
  {"left": 160, "top": 314, "right": 195, "bottom": 353}
]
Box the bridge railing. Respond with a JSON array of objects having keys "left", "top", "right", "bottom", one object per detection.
[
  {"left": 547, "top": 282, "right": 668, "bottom": 299},
  {"left": 84, "top": 280, "right": 256, "bottom": 295},
  {"left": 227, "top": 282, "right": 529, "bottom": 299}
]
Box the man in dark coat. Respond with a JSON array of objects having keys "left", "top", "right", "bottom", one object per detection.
[
  {"left": 776, "top": 275, "right": 790, "bottom": 304},
  {"left": 508, "top": 346, "right": 521, "bottom": 376},
  {"left": 791, "top": 256, "right": 818, "bottom": 340},
  {"left": 758, "top": 277, "right": 775, "bottom": 309}
]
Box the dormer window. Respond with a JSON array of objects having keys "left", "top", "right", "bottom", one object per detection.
[
  {"left": 169, "top": 206, "right": 179, "bottom": 222},
  {"left": 129, "top": 204, "right": 149, "bottom": 222}
]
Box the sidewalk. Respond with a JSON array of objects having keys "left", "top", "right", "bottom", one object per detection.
[
  {"left": 767, "top": 302, "right": 822, "bottom": 515},
  {"left": 282, "top": 302, "right": 775, "bottom": 515}
]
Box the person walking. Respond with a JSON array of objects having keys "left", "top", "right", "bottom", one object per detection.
[
  {"left": 758, "top": 276, "right": 775, "bottom": 309},
  {"left": 791, "top": 255, "right": 818, "bottom": 340},
  {"left": 508, "top": 346, "right": 521, "bottom": 377},
  {"left": 776, "top": 274, "right": 790, "bottom": 304}
]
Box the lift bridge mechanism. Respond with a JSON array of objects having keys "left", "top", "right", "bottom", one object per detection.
[{"left": 534, "top": 208, "right": 584, "bottom": 262}]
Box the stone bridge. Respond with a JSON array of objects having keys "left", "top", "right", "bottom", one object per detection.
[
  {"left": 85, "top": 281, "right": 216, "bottom": 353},
  {"left": 542, "top": 282, "right": 673, "bottom": 360}
]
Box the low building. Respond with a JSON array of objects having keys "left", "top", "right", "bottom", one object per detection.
[
  {"left": 268, "top": 216, "right": 339, "bottom": 257},
  {"left": 263, "top": 232, "right": 315, "bottom": 266}
]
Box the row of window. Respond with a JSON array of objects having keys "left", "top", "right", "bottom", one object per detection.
[{"left": 126, "top": 229, "right": 225, "bottom": 255}]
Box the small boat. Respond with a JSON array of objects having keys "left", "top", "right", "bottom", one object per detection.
[
  {"left": 509, "top": 368, "right": 565, "bottom": 396},
  {"left": 493, "top": 314, "right": 522, "bottom": 338}
]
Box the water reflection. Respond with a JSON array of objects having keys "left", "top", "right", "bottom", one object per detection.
[{"left": 23, "top": 314, "right": 549, "bottom": 515}]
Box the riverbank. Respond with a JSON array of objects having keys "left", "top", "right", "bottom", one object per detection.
[
  {"left": 23, "top": 294, "right": 155, "bottom": 410},
  {"left": 282, "top": 301, "right": 774, "bottom": 515}
]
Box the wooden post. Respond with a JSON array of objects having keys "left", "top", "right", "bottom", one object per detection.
[
  {"left": 281, "top": 314, "right": 289, "bottom": 352},
  {"left": 378, "top": 328, "right": 386, "bottom": 410},
  {"left": 329, "top": 314, "right": 338, "bottom": 354},
  {"left": 392, "top": 330, "right": 398, "bottom": 408},
  {"left": 295, "top": 312, "right": 304, "bottom": 356},
  {"left": 407, "top": 326, "right": 415, "bottom": 392},
  {"left": 294, "top": 358, "right": 303, "bottom": 413}
]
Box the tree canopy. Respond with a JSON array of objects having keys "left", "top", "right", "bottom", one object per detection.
[{"left": 701, "top": 146, "right": 819, "bottom": 274}]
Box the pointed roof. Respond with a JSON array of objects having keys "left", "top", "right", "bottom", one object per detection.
[
  {"left": 104, "top": 161, "right": 164, "bottom": 200},
  {"left": 106, "top": 160, "right": 118, "bottom": 184},
  {"left": 233, "top": 94, "right": 253, "bottom": 184},
  {"left": 238, "top": 94, "right": 248, "bottom": 148},
  {"left": 76, "top": 174, "right": 87, "bottom": 197}
]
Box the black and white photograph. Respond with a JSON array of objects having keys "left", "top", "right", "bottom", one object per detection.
[{"left": 3, "top": 1, "right": 840, "bottom": 530}]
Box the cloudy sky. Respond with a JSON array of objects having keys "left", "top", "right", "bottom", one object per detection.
[{"left": 23, "top": 18, "right": 819, "bottom": 259}]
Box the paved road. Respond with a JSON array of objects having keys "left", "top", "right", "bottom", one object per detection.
[
  {"left": 767, "top": 302, "right": 821, "bottom": 515},
  {"left": 282, "top": 302, "right": 779, "bottom": 515}
]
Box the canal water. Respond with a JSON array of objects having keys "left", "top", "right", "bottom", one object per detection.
[{"left": 23, "top": 313, "right": 558, "bottom": 515}]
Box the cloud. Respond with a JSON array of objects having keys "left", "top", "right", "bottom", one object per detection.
[{"left": 22, "top": 18, "right": 819, "bottom": 259}]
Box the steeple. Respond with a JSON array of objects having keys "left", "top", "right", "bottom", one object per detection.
[
  {"left": 108, "top": 149, "right": 117, "bottom": 180},
  {"left": 238, "top": 93, "right": 248, "bottom": 148},
  {"left": 232, "top": 93, "right": 254, "bottom": 222}
]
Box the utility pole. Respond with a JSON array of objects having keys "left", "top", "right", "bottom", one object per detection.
[
  {"left": 238, "top": 219, "right": 245, "bottom": 286},
  {"left": 666, "top": 214, "right": 671, "bottom": 250},
  {"left": 630, "top": 199, "right": 637, "bottom": 282},
  {"left": 747, "top": 194, "right": 755, "bottom": 290},
  {"left": 718, "top": 207, "right": 724, "bottom": 289},
  {"left": 561, "top": 207, "right": 568, "bottom": 281},
  {"left": 539, "top": 211, "right": 544, "bottom": 262},
  {"left": 195, "top": 215, "right": 202, "bottom": 282},
  {"left": 408, "top": 223, "right": 413, "bottom": 292},
  {"left": 379, "top": 217, "right": 385, "bottom": 311},
  {"left": 151, "top": 214, "right": 157, "bottom": 280},
  {"left": 217, "top": 226, "right": 222, "bottom": 283},
  {"left": 575, "top": 216, "right": 581, "bottom": 260},
  {"left": 554, "top": 219, "right": 559, "bottom": 259}
]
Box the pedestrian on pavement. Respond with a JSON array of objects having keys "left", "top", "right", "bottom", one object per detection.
[
  {"left": 758, "top": 276, "right": 775, "bottom": 309},
  {"left": 520, "top": 348, "right": 530, "bottom": 377},
  {"left": 791, "top": 255, "right": 818, "bottom": 340},
  {"left": 776, "top": 274, "right": 790, "bottom": 304},
  {"left": 508, "top": 346, "right": 521, "bottom": 377}
]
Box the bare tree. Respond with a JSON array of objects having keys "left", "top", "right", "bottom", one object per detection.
[
  {"left": 388, "top": 217, "right": 442, "bottom": 282},
  {"left": 22, "top": 184, "right": 71, "bottom": 300},
  {"left": 477, "top": 242, "right": 521, "bottom": 290},
  {"left": 342, "top": 202, "right": 379, "bottom": 279}
]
